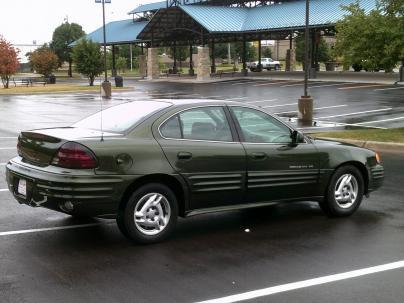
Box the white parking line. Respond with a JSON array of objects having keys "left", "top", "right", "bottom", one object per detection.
[
  {"left": 0, "top": 223, "right": 107, "bottom": 237},
  {"left": 275, "top": 104, "right": 348, "bottom": 115},
  {"left": 0, "top": 147, "right": 15, "bottom": 150},
  {"left": 0, "top": 137, "right": 18, "bottom": 139},
  {"left": 262, "top": 103, "right": 298, "bottom": 108},
  {"left": 315, "top": 108, "right": 392, "bottom": 119},
  {"left": 225, "top": 97, "right": 248, "bottom": 100},
  {"left": 355, "top": 116, "right": 404, "bottom": 125},
  {"left": 253, "top": 80, "right": 297, "bottom": 87},
  {"left": 374, "top": 87, "right": 404, "bottom": 91},
  {"left": 194, "top": 260, "right": 404, "bottom": 303},
  {"left": 280, "top": 81, "right": 322, "bottom": 87},
  {"left": 245, "top": 99, "right": 278, "bottom": 104},
  {"left": 309, "top": 83, "right": 353, "bottom": 88},
  {"left": 0, "top": 163, "right": 6, "bottom": 166},
  {"left": 0, "top": 189, "right": 9, "bottom": 192}
]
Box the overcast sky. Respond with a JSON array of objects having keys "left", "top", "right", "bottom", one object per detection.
[{"left": 0, "top": 0, "right": 153, "bottom": 45}]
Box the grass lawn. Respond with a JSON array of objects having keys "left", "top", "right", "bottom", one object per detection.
[
  {"left": 313, "top": 128, "right": 404, "bottom": 143},
  {"left": 0, "top": 84, "right": 133, "bottom": 95}
]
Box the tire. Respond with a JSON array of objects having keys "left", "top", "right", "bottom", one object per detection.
[
  {"left": 275, "top": 64, "right": 280, "bottom": 71},
  {"left": 319, "top": 165, "right": 364, "bottom": 217},
  {"left": 116, "top": 183, "right": 178, "bottom": 244}
]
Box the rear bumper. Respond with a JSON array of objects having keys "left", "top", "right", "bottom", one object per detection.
[
  {"left": 6, "top": 157, "right": 134, "bottom": 216},
  {"left": 368, "top": 164, "right": 384, "bottom": 192}
]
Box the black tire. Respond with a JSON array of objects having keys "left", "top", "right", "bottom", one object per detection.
[
  {"left": 117, "top": 183, "right": 178, "bottom": 244},
  {"left": 319, "top": 165, "right": 364, "bottom": 217},
  {"left": 275, "top": 64, "right": 280, "bottom": 71}
]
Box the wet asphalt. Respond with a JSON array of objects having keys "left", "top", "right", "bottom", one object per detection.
[{"left": 0, "top": 79, "right": 403, "bottom": 303}]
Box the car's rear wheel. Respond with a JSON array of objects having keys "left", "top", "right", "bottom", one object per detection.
[
  {"left": 319, "top": 165, "right": 364, "bottom": 217},
  {"left": 117, "top": 183, "right": 178, "bottom": 243}
]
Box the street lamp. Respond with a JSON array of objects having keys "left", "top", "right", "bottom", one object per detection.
[
  {"left": 298, "top": 0, "right": 313, "bottom": 124},
  {"left": 96, "top": 0, "right": 111, "bottom": 98}
]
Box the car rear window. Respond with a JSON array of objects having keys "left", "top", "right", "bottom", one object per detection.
[{"left": 73, "top": 101, "right": 171, "bottom": 133}]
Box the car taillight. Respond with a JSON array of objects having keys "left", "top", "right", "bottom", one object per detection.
[
  {"left": 51, "top": 142, "right": 98, "bottom": 169},
  {"left": 375, "top": 152, "right": 381, "bottom": 164},
  {"left": 17, "top": 138, "right": 22, "bottom": 156}
]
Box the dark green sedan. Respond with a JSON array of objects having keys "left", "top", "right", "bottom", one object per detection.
[{"left": 6, "top": 100, "right": 384, "bottom": 243}]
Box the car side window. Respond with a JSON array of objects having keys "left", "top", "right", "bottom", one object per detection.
[
  {"left": 231, "top": 107, "right": 292, "bottom": 144},
  {"left": 160, "top": 115, "right": 182, "bottom": 139}
]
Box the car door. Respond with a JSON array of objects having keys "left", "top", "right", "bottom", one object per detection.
[
  {"left": 155, "top": 106, "right": 247, "bottom": 210},
  {"left": 229, "top": 106, "right": 320, "bottom": 203}
]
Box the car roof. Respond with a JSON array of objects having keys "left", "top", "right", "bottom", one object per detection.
[{"left": 151, "top": 98, "right": 247, "bottom": 107}]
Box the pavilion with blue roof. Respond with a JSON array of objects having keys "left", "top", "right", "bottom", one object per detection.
[{"left": 78, "top": 0, "right": 377, "bottom": 79}]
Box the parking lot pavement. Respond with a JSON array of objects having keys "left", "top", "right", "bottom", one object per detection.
[{"left": 0, "top": 82, "right": 403, "bottom": 303}]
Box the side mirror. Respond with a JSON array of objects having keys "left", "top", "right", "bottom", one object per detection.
[{"left": 291, "top": 130, "right": 304, "bottom": 144}]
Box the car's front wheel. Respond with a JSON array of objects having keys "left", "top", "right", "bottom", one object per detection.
[
  {"left": 319, "top": 165, "right": 364, "bottom": 217},
  {"left": 117, "top": 183, "right": 178, "bottom": 243}
]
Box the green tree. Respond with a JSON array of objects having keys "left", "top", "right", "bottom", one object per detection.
[
  {"left": 0, "top": 35, "right": 20, "bottom": 88},
  {"left": 335, "top": 2, "right": 403, "bottom": 72},
  {"left": 262, "top": 46, "right": 272, "bottom": 58},
  {"left": 72, "top": 39, "right": 103, "bottom": 86},
  {"left": 29, "top": 45, "right": 59, "bottom": 77},
  {"left": 295, "top": 34, "right": 330, "bottom": 66},
  {"left": 50, "top": 22, "right": 85, "bottom": 77}
]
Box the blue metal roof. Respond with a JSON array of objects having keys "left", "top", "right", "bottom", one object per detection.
[
  {"left": 128, "top": 1, "right": 166, "bottom": 14},
  {"left": 180, "top": 0, "right": 377, "bottom": 32},
  {"left": 72, "top": 19, "right": 148, "bottom": 46}
]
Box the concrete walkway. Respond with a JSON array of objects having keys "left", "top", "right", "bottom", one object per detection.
[{"left": 140, "top": 70, "right": 402, "bottom": 85}]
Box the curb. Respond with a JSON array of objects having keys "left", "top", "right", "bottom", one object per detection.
[{"left": 315, "top": 137, "right": 404, "bottom": 152}]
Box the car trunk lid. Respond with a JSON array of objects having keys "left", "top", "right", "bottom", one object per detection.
[{"left": 18, "top": 127, "right": 120, "bottom": 167}]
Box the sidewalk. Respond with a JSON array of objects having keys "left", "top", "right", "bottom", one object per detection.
[{"left": 142, "top": 70, "right": 402, "bottom": 85}]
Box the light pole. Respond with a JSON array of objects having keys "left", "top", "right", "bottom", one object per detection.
[
  {"left": 96, "top": 0, "right": 111, "bottom": 98},
  {"left": 298, "top": 0, "right": 313, "bottom": 124}
]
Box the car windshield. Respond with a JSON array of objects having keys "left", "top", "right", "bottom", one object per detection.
[{"left": 73, "top": 101, "right": 171, "bottom": 133}]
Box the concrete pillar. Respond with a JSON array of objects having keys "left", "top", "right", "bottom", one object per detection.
[
  {"left": 298, "top": 96, "right": 313, "bottom": 122},
  {"left": 285, "top": 49, "right": 296, "bottom": 72},
  {"left": 147, "top": 48, "right": 159, "bottom": 80},
  {"left": 197, "top": 46, "right": 210, "bottom": 81},
  {"left": 257, "top": 40, "right": 262, "bottom": 72},
  {"left": 211, "top": 40, "right": 216, "bottom": 74},
  {"left": 139, "top": 54, "right": 147, "bottom": 78},
  {"left": 112, "top": 45, "right": 117, "bottom": 77},
  {"left": 241, "top": 36, "right": 248, "bottom": 76},
  {"left": 189, "top": 44, "right": 194, "bottom": 76}
]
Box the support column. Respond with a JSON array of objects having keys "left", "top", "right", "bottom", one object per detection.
[
  {"left": 286, "top": 49, "right": 296, "bottom": 72},
  {"left": 189, "top": 44, "right": 194, "bottom": 76},
  {"left": 257, "top": 39, "right": 262, "bottom": 72},
  {"left": 112, "top": 45, "right": 117, "bottom": 77},
  {"left": 197, "top": 46, "right": 210, "bottom": 81},
  {"left": 147, "top": 48, "right": 160, "bottom": 80},
  {"left": 139, "top": 54, "right": 147, "bottom": 78},
  {"left": 173, "top": 42, "right": 178, "bottom": 74},
  {"left": 211, "top": 39, "right": 216, "bottom": 74},
  {"left": 241, "top": 35, "right": 248, "bottom": 76}
]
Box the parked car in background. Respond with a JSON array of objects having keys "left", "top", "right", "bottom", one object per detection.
[
  {"left": 6, "top": 100, "right": 384, "bottom": 243},
  {"left": 248, "top": 57, "right": 281, "bottom": 71}
]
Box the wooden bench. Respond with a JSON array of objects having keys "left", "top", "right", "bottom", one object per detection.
[
  {"left": 213, "top": 70, "right": 236, "bottom": 78},
  {"left": 12, "top": 77, "right": 47, "bottom": 87},
  {"left": 12, "top": 78, "right": 31, "bottom": 87}
]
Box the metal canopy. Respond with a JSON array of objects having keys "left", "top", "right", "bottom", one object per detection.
[
  {"left": 138, "top": 0, "right": 376, "bottom": 45},
  {"left": 71, "top": 19, "right": 148, "bottom": 46}
]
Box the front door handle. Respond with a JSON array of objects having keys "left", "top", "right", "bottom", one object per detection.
[
  {"left": 251, "top": 152, "right": 267, "bottom": 160},
  {"left": 177, "top": 152, "right": 192, "bottom": 160}
]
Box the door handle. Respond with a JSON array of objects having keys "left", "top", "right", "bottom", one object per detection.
[
  {"left": 177, "top": 152, "right": 192, "bottom": 160},
  {"left": 251, "top": 152, "right": 267, "bottom": 160}
]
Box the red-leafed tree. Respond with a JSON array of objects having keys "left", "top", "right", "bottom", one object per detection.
[
  {"left": 0, "top": 36, "right": 20, "bottom": 89},
  {"left": 29, "top": 45, "right": 59, "bottom": 78}
]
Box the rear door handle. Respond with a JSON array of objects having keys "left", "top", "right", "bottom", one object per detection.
[
  {"left": 177, "top": 152, "right": 192, "bottom": 160},
  {"left": 251, "top": 152, "right": 267, "bottom": 160}
]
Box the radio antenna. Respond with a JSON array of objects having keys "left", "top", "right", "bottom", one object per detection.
[{"left": 100, "top": 91, "right": 104, "bottom": 142}]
